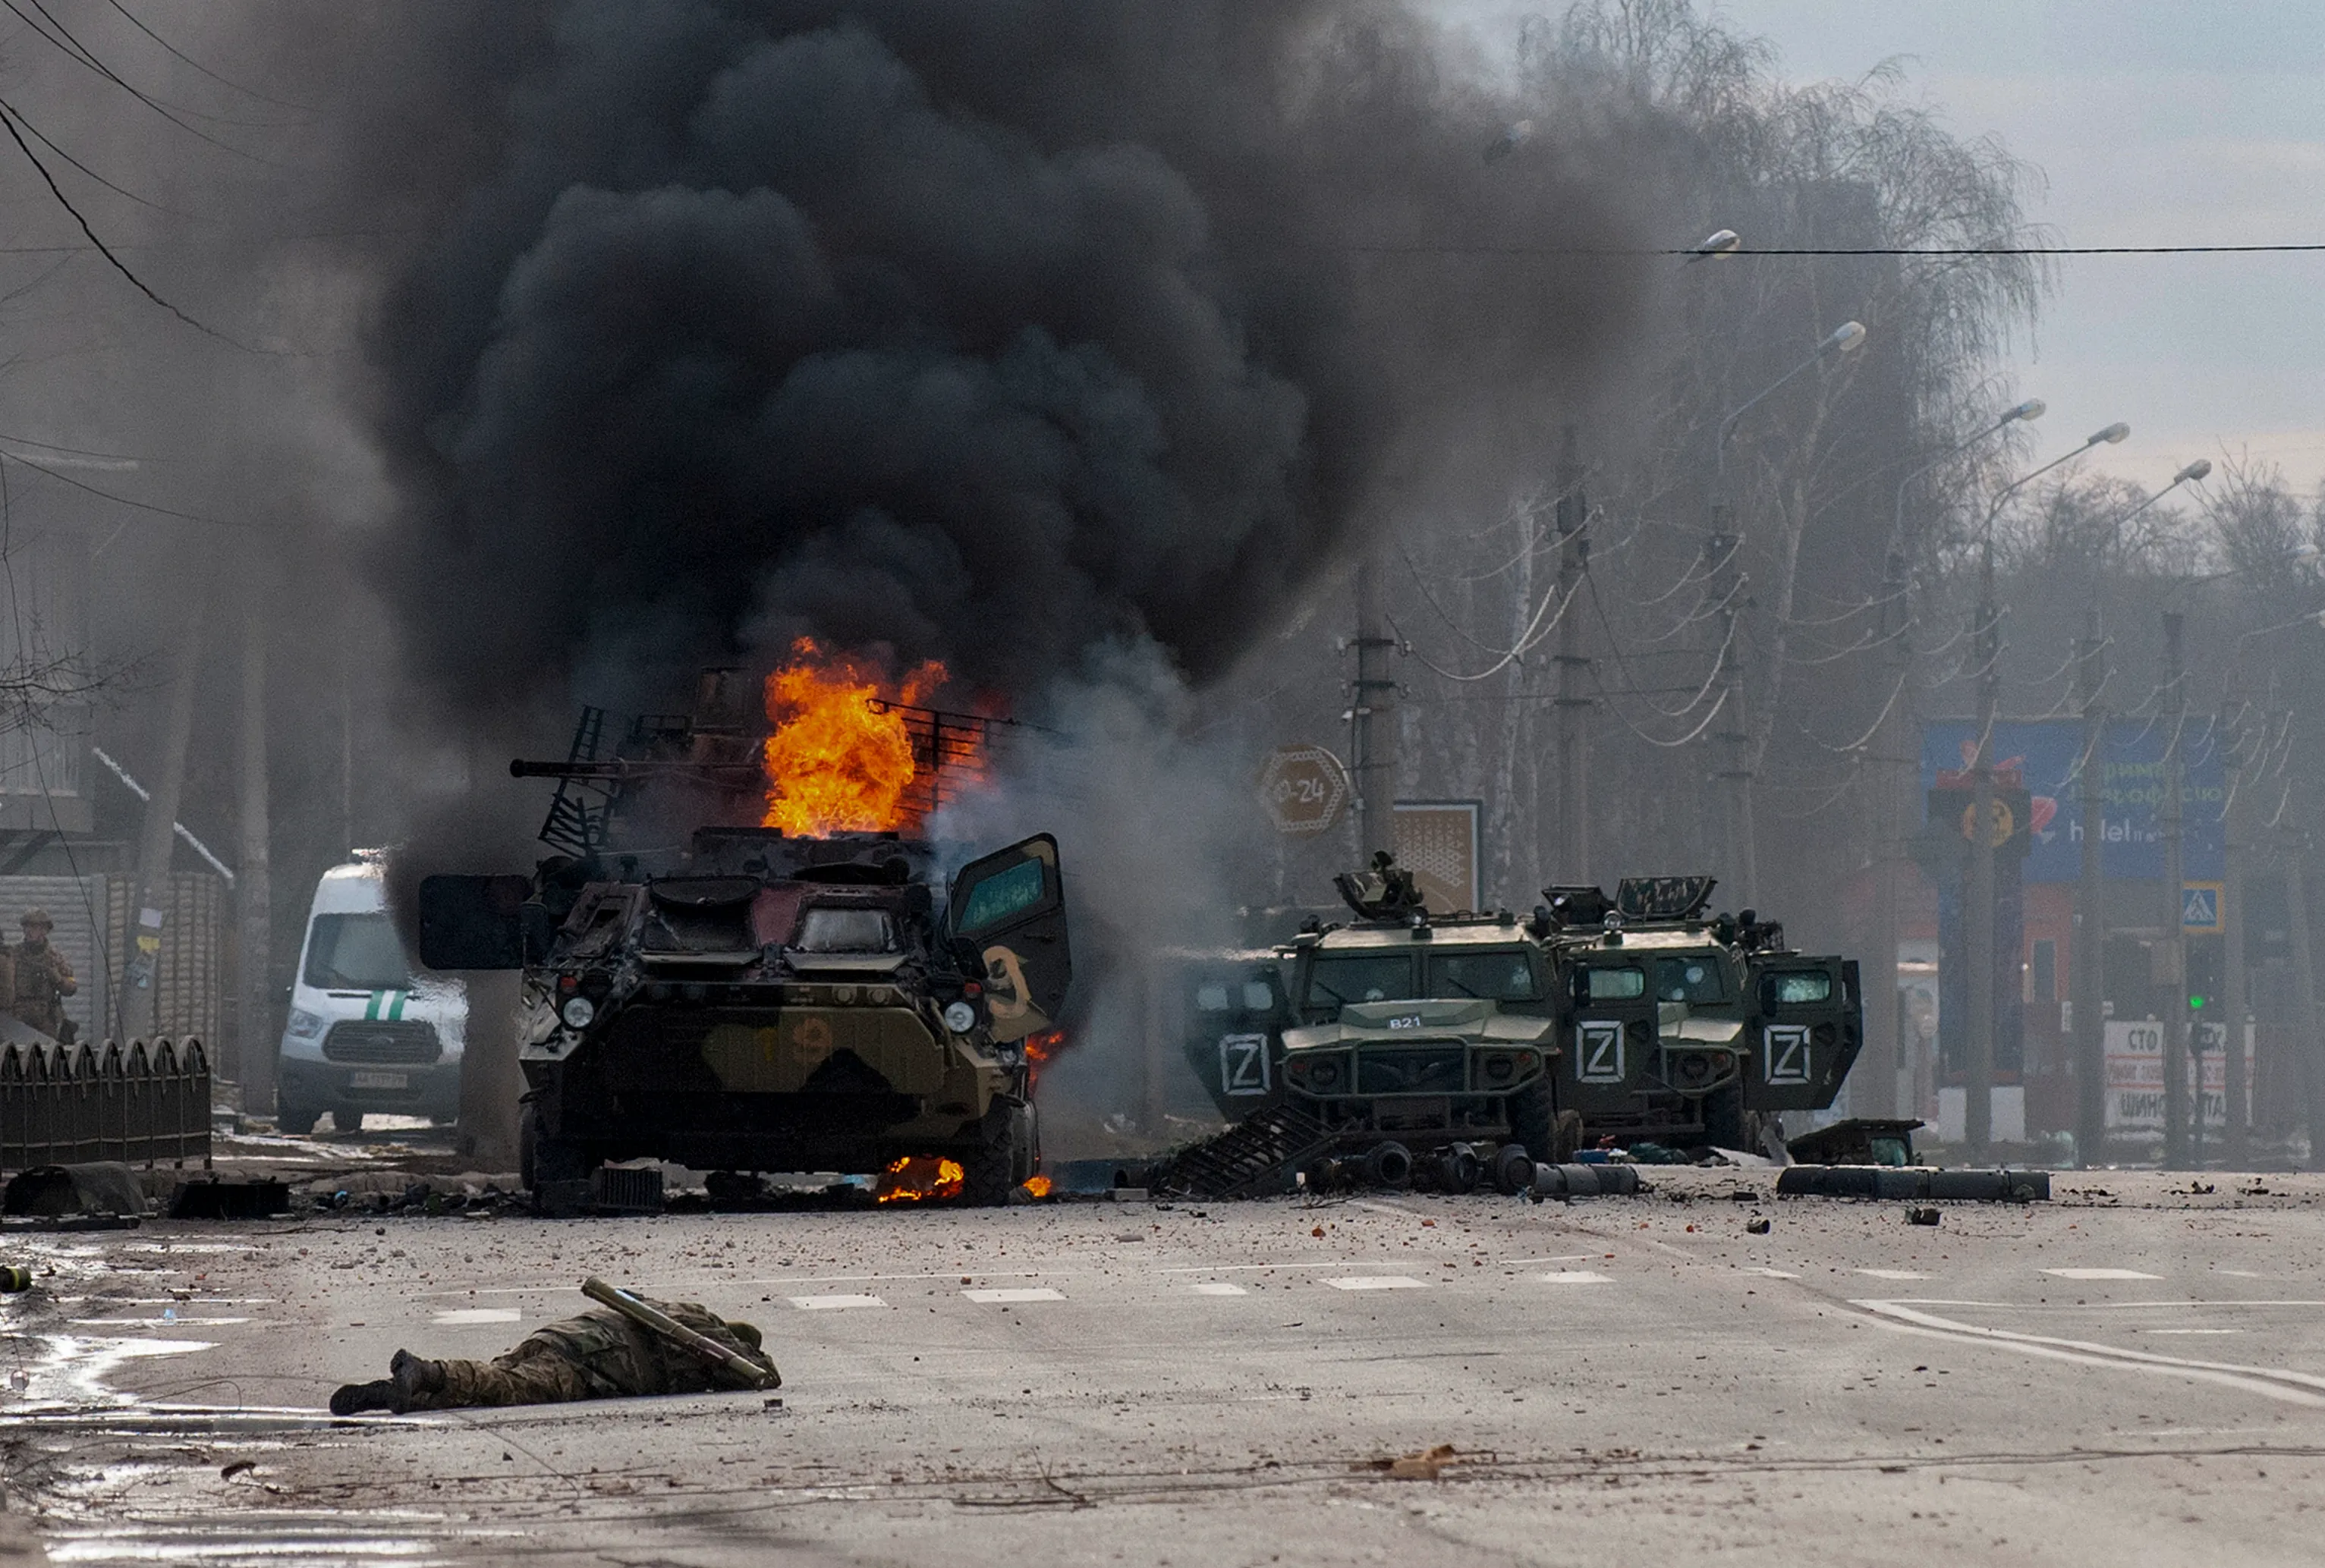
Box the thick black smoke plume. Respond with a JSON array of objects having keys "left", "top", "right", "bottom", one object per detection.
[{"left": 356, "top": 0, "right": 1650, "bottom": 716}]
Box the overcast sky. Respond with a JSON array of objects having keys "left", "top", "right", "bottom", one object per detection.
[{"left": 1435, "top": 1, "right": 2325, "bottom": 495}]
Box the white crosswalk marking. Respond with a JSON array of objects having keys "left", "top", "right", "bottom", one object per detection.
[
  {"left": 789, "top": 1294, "right": 887, "bottom": 1310},
  {"left": 1326, "top": 1277, "right": 1427, "bottom": 1292},
  {"left": 2043, "top": 1268, "right": 2162, "bottom": 1280},
  {"left": 1857, "top": 1269, "right": 1931, "bottom": 1280},
  {"left": 432, "top": 1309, "right": 521, "bottom": 1325},
  {"left": 963, "top": 1288, "right": 1064, "bottom": 1304},
  {"left": 1534, "top": 1271, "right": 1611, "bottom": 1284},
  {"left": 1188, "top": 1283, "right": 1247, "bottom": 1296},
  {"left": 1742, "top": 1268, "right": 1798, "bottom": 1279}
]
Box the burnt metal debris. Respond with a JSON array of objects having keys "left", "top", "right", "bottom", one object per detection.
[{"left": 420, "top": 678, "right": 1071, "bottom": 1207}]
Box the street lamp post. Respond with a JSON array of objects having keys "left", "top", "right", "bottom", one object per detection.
[
  {"left": 2076, "top": 458, "right": 2210, "bottom": 1168},
  {"left": 1963, "top": 422, "right": 2129, "bottom": 1160},
  {"left": 1707, "top": 319, "right": 1868, "bottom": 903}
]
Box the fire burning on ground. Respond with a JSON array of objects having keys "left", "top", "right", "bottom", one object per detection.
[
  {"left": 874, "top": 1155, "right": 965, "bottom": 1205},
  {"left": 761, "top": 639, "right": 947, "bottom": 835}
]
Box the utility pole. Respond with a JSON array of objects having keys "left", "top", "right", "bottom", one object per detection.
[
  {"left": 2221, "top": 683, "right": 2250, "bottom": 1167},
  {"left": 1862, "top": 546, "right": 1913, "bottom": 1120},
  {"left": 2286, "top": 831, "right": 2325, "bottom": 1161},
  {"left": 1553, "top": 426, "right": 1591, "bottom": 883},
  {"left": 1707, "top": 517, "right": 1752, "bottom": 899},
  {"left": 131, "top": 583, "right": 211, "bottom": 1043},
  {"left": 2160, "top": 611, "right": 2190, "bottom": 1167},
  {"left": 1348, "top": 556, "right": 1398, "bottom": 861},
  {"left": 2075, "top": 610, "right": 2109, "bottom": 1165},
  {"left": 1965, "top": 542, "right": 2001, "bottom": 1159},
  {"left": 238, "top": 573, "right": 273, "bottom": 1117}
]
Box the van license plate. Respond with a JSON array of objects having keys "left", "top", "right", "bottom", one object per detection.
[{"left": 348, "top": 1071, "right": 408, "bottom": 1090}]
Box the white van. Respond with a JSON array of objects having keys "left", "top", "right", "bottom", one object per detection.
[{"left": 275, "top": 857, "right": 466, "bottom": 1133}]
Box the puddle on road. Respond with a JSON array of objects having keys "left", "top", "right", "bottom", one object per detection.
[
  {"left": 45, "top": 1509, "right": 477, "bottom": 1566},
  {"left": 10, "top": 1333, "right": 216, "bottom": 1407}
]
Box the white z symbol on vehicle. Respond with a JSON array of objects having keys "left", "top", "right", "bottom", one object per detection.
[
  {"left": 1575, "top": 1020, "right": 1625, "bottom": 1084},
  {"left": 1763, "top": 1024, "right": 1811, "bottom": 1085},
  {"left": 1219, "top": 1033, "right": 1271, "bottom": 1095}
]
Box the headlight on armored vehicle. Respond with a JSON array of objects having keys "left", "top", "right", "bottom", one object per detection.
[
  {"left": 1307, "top": 1058, "right": 1341, "bottom": 1089},
  {"left": 942, "top": 1001, "right": 978, "bottom": 1034},
  {"left": 560, "top": 996, "right": 596, "bottom": 1029},
  {"left": 1481, "top": 1053, "right": 1517, "bottom": 1084}
]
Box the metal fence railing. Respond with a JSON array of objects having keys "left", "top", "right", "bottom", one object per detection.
[{"left": 0, "top": 1037, "right": 209, "bottom": 1171}]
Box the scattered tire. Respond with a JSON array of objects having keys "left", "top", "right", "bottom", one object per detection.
[
  {"left": 1362, "top": 1141, "right": 1413, "bottom": 1189},
  {"left": 1491, "top": 1142, "right": 1535, "bottom": 1196}
]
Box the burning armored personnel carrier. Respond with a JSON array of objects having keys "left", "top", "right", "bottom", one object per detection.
[
  {"left": 1167, "top": 859, "right": 1858, "bottom": 1192},
  {"left": 417, "top": 662, "right": 1070, "bottom": 1205}
]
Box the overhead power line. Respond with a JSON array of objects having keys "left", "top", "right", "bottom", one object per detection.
[{"left": 1350, "top": 242, "right": 2325, "bottom": 258}]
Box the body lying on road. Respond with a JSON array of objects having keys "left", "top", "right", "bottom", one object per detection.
[{"left": 330, "top": 1291, "right": 778, "bottom": 1415}]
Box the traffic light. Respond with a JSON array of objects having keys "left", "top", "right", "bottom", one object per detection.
[{"left": 2185, "top": 935, "right": 2223, "bottom": 1018}]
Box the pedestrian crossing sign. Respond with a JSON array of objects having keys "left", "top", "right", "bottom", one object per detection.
[{"left": 2182, "top": 882, "right": 2223, "bottom": 934}]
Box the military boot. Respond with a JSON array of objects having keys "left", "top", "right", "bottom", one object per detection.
[
  {"left": 389, "top": 1349, "right": 448, "bottom": 1409},
  {"left": 329, "top": 1379, "right": 398, "bottom": 1416}
]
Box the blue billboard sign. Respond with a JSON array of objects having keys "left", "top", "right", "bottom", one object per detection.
[{"left": 1920, "top": 718, "right": 2223, "bottom": 885}]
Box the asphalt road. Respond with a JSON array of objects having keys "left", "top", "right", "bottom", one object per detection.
[{"left": 7, "top": 1166, "right": 2325, "bottom": 1566}]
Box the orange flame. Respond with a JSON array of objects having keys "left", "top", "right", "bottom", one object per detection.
[
  {"left": 875, "top": 1155, "right": 964, "bottom": 1205},
  {"left": 761, "top": 639, "right": 946, "bottom": 836},
  {"left": 1020, "top": 1174, "right": 1052, "bottom": 1199},
  {"left": 1024, "top": 1028, "right": 1066, "bottom": 1094}
]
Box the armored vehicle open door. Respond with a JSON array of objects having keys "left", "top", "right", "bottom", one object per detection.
[
  {"left": 947, "top": 834, "right": 1070, "bottom": 1043},
  {"left": 1746, "top": 954, "right": 1861, "bottom": 1114},
  {"left": 1180, "top": 957, "right": 1291, "bottom": 1117},
  {"left": 1561, "top": 945, "right": 1658, "bottom": 1122}
]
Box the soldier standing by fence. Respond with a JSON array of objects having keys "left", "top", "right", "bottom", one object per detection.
[{"left": 11, "top": 911, "right": 75, "bottom": 1042}]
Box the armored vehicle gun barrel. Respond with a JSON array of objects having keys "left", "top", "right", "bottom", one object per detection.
[{"left": 508, "top": 757, "right": 761, "bottom": 783}]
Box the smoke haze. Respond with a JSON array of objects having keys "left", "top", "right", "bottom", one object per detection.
[{"left": 338, "top": 0, "right": 1650, "bottom": 719}]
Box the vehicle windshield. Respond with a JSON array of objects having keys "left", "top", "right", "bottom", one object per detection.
[
  {"left": 1654, "top": 954, "right": 1732, "bottom": 1005},
  {"left": 304, "top": 913, "right": 413, "bottom": 991},
  {"left": 1426, "top": 950, "right": 1538, "bottom": 1001},
  {"left": 1306, "top": 954, "right": 1414, "bottom": 1007}
]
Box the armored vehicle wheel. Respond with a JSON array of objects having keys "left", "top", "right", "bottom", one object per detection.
[
  {"left": 1506, "top": 1077, "right": 1555, "bottom": 1161},
  {"left": 1700, "top": 1084, "right": 1752, "bottom": 1152},
  {"left": 1009, "top": 1101, "right": 1039, "bottom": 1188},
  {"left": 331, "top": 1108, "right": 363, "bottom": 1133},
  {"left": 520, "top": 1106, "right": 591, "bottom": 1191},
  {"left": 1552, "top": 1109, "right": 1584, "bottom": 1163},
  {"left": 961, "top": 1100, "right": 1030, "bottom": 1207}
]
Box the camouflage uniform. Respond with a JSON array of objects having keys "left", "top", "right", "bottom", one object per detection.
[
  {"left": 334, "top": 1298, "right": 775, "bottom": 1414},
  {"left": 9, "top": 916, "right": 74, "bottom": 1039}
]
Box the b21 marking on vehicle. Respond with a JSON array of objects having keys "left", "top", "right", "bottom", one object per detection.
[
  {"left": 1575, "top": 1020, "right": 1625, "bottom": 1084},
  {"left": 1219, "top": 1033, "right": 1272, "bottom": 1095},
  {"left": 1763, "top": 1024, "right": 1811, "bottom": 1085},
  {"left": 1386, "top": 1014, "right": 1425, "bottom": 1030}
]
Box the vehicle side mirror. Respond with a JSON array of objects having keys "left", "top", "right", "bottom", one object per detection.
[
  {"left": 1569, "top": 966, "right": 1590, "bottom": 1007},
  {"left": 418, "top": 875, "right": 545, "bottom": 970}
]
